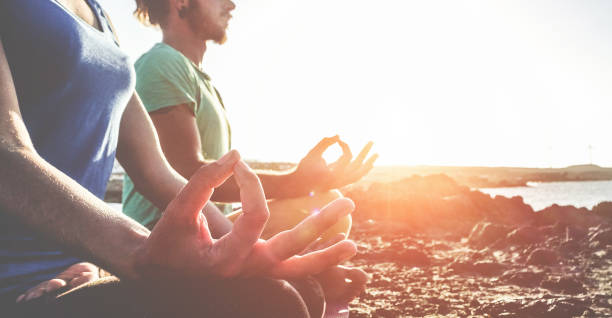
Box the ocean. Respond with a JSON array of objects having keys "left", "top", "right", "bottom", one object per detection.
[{"left": 478, "top": 180, "right": 612, "bottom": 211}]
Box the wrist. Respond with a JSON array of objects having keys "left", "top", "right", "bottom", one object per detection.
[
  {"left": 120, "top": 227, "right": 150, "bottom": 281},
  {"left": 282, "top": 170, "right": 314, "bottom": 198}
]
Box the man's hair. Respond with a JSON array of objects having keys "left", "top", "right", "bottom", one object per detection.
[{"left": 134, "top": 0, "right": 171, "bottom": 26}]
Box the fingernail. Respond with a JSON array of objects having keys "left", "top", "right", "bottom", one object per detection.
[
  {"left": 340, "top": 244, "right": 357, "bottom": 260},
  {"left": 340, "top": 198, "right": 356, "bottom": 213}
]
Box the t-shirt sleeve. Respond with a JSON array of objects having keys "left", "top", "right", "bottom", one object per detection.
[{"left": 134, "top": 49, "right": 198, "bottom": 114}]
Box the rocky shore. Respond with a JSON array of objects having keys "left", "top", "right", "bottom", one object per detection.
[
  {"left": 343, "top": 175, "right": 611, "bottom": 317},
  {"left": 104, "top": 169, "right": 611, "bottom": 317}
]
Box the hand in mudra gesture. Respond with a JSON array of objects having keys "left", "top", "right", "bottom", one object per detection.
[
  {"left": 134, "top": 150, "right": 357, "bottom": 280},
  {"left": 295, "top": 136, "right": 378, "bottom": 191}
]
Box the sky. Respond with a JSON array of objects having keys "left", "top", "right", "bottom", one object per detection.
[{"left": 98, "top": 0, "right": 612, "bottom": 167}]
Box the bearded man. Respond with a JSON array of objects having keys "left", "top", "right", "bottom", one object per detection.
[{"left": 125, "top": 0, "right": 376, "bottom": 315}]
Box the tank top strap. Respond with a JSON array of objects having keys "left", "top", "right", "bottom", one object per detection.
[{"left": 84, "top": 0, "right": 120, "bottom": 45}]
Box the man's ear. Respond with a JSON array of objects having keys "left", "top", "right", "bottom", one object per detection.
[
  {"left": 167, "top": 0, "right": 188, "bottom": 20},
  {"left": 169, "top": 0, "right": 188, "bottom": 12}
]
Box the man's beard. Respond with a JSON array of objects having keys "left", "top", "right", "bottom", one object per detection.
[{"left": 185, "top": 1, "right": 228, "bottom": 44}]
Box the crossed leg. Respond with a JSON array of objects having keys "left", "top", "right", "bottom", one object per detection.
[{"left": 8, "top": 275, "right": 324, "bottom": 318}]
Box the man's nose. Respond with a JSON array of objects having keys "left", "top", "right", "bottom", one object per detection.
[{"left": 226, "top": 0, "right": 236, "bottom": 11}]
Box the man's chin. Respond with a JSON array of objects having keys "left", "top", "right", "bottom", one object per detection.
[{"left": 213, "top": 33, "right": 228, "bottom": 45}]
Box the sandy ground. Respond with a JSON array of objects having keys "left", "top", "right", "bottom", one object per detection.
[{"left": 342, "top": 175, "right": 612, "bottom": 318}]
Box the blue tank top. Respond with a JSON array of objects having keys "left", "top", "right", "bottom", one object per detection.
[{"left": 0, "top": 0, "right": 135, "bottom": 297}]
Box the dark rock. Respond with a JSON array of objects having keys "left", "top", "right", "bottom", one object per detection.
[
  {"left": 373, "top": 307, "right": 402, "bottom": 317},
  {"left": 448, "top": 260, "right": 473, "bottom": 274},
  {"left": 396, "top": 247, "right": 431, "bottom": 266},
  {"left": 546, "top": 300, "right": 589, "bottom": 318},
  {"left": 520, "top": 299, "right": 549, "bottom": 317},
  {"left": 479, "top": 299, "right": 522, "bottom": 317},
  {"left": 469, "top": 192, "right": 535, "bottom": 224},
  {"left": 470, "top": 299, "right": 480, "bottom": 307},
  {"left": 540, "top": 223, "right": 588, "bottom": 242},
  {"left": 540, "top": 222, "right": 567, "bottom": 236},
  {"left": 448, "top": 260, "right": 506, "bottom": 276},
  {"left": 497, "top": 313, "right": 520, "bottom": 318},
  {"left": 366, "top": 246, "right": 431, "bottom": 266},
  {"left": 566, "top": 226, "right": 589, "bottom": 241},
  {"left": 473, "top": 261, "right": 508, "bottom": 276},
  {"left": 468, "top": 222, "right": 511, "bottom": 248},
  {"left": 540, "top": 277, "right": 587, "bottom": 294},
  {"left": 558, "top": 240, "right": 583, "bottom": 257},
  {"left": 505, "top": 226, "right": 542, "bottom": 245},
  {"left": 589, "top": 228, "right": 612, "bottom": 245},
  {"left": 501, "top": 269, "right": 546, "bottom": 287},
  {"left": 519, "top": 298, "right": 588, "bottom": 318},
  {"left": 535, "top": 204, "right": 600, "bottom": 229},
  {"left": 591, "top": 201, "right": 612, "bottom": 220},
  {"left": 526, "top": 248, "right": 560, "bottom": 266}
]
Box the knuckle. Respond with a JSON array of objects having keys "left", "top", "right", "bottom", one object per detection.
[
  {"left": 196, "top": 164, "right": 221, "bottom": 182},
  {"left": 204, "top": 163, "right": 220, "bottom": 175},
  {"left": 247, "top": 208, "right": 269, "bottom": 226}
]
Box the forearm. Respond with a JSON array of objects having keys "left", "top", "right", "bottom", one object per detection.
[
  {"left": 0, "top": 147, "right": 148, "bottom": 280},
  {"left": 146, "top": 104, "right": 312, "bottom": 203},
  {"left": 212, "top": 167, "right": 312, "bottom": 202}
]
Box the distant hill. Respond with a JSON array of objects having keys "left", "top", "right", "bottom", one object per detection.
[{"left": 564, "top": 164, "right": 603, "bottom": 172}]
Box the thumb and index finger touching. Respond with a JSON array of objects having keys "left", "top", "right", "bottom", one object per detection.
[
  {"left": 166, "top": 149, "right": 272, "bottom": 248},
  {"left": 310, "top": 136, "right": 377, "bottom": 168},
  {"left": 306, "top": 135, "right": 340, "bottom": 158}
]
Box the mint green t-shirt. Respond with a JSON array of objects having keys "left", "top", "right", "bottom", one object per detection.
[{"left": 123, "top": 43, "right": 232, "bottom": 228}]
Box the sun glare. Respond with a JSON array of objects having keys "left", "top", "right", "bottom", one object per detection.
[{"left": 101, "top": 0, "right": 612, "bottom": 167}]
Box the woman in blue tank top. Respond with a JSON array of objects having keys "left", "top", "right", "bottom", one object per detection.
[
  {"left": 0, "top": 1, "right": 357, "bottom": 316},
  {"left": 0, "top": 0, "right": 134, "bottom": 298}
]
